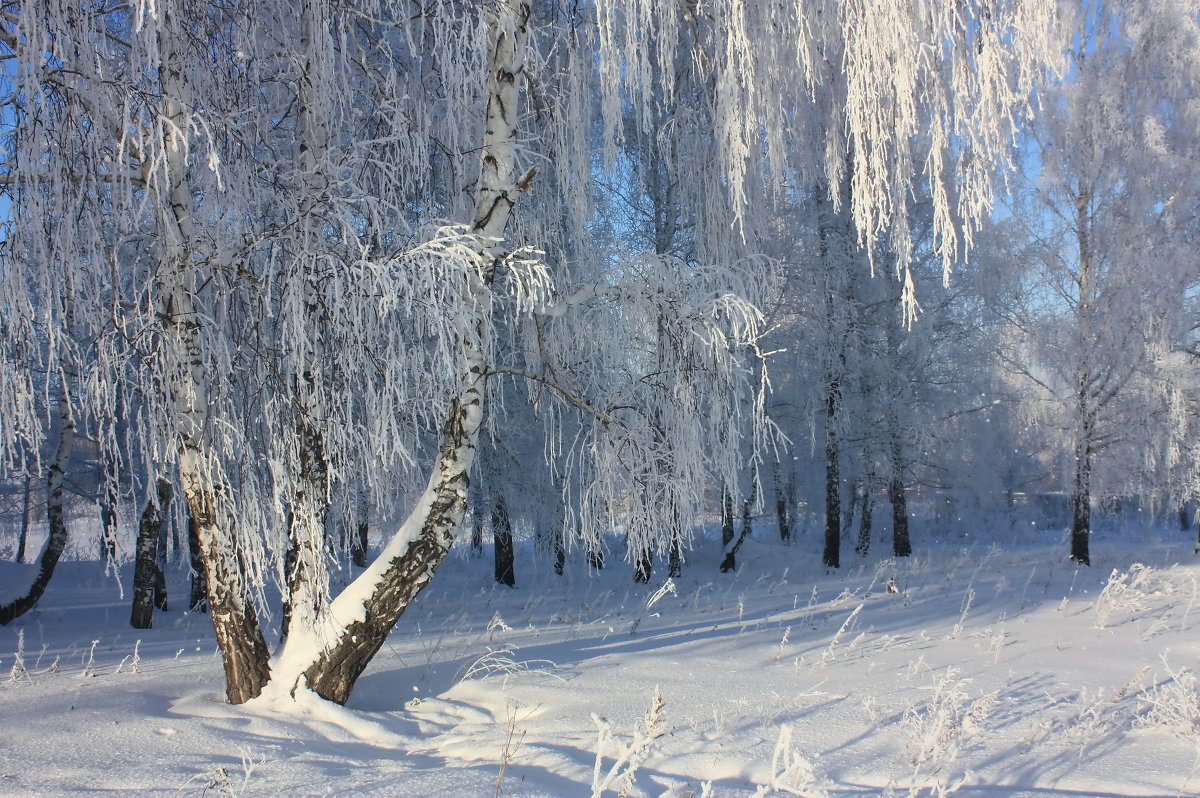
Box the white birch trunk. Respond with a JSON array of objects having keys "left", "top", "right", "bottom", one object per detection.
[{"left": 153, "top": 8, "right": 271, "bottom": 703}]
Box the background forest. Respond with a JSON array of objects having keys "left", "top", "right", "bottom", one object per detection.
[{"left": 0, "top": 0, "right": 1198, "bottom": 742}]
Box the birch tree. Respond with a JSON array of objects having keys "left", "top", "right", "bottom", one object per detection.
[{"left": 1002, "top": 0, "right": 1200, "bottom": 564}]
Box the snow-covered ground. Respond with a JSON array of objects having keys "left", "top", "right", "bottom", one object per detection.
[{"left": 2, "top": 522, "right": 1199, "bottom": 797}]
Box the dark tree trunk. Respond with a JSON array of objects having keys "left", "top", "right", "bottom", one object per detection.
[
  {"left": 855, "top": 480, "right": 873, "bottom": 557},
  {"left": 824, "top": 384, "right": 841, "bottom": 569},
  {"left": 586, "top": 538, "right": 605, "bottom": 570},
  {"left": 890, "top": 476, "right": 911, "bottom": 557},
  {"left": 774, "top": 467, "right": 791, "bottom": 543},
  {"left": 721, "top": 487, "right": 735, "bottom": 548},
  {"left": 553, "top": 527, "right": 566, "bottom": 575},
  {"left": 99, "top": 474, "right": 119, "bottom": 566},
  {"left": 668, "top": 512, "right": 683, "bottom": 578},
  {"left": 351, "top": 490, "right": 369, "bottom": 568},
  {"left": 552, "top": 478, "right": 566, "bottom": 576},
  {"left": 182, "top": 448, "right": 272, "bottom": 704},
  {"left": 187, "top": 509, "right": 208, "bottom": 613},
  {"left": 1, "top": 386, "right": 74, "bottom": 626},
  {"left": 280, "top": 516, "right": 300, "bottom": 639},
  {"left": 1070, "top": 434, "right": 1091, "bottom": 565},
  {"left": 720, "top": 498, "right": 753, "bottom": 572},
  {"left": 132, "top": 479, "right": 172, "bottom": 629},
  {"left": 16, "top": 474, "right": 32, "bottom": 563},
  {"left": 154, "top": 505, "right": 170, "bottom": 612},
  {"left": 492, "top": 494, "right": 515, "bottom": 587},
  {"left": 843, "top": 477, "right": 859, "bottom": 541},
  {"left": 633, "top": 543, "right": 652, "bottom": 583}
]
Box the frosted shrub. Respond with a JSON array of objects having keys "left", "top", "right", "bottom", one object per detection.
[
  {"left": 1093, "top": 564, "right": 1154, "bottom": 629},
  {"left": 1136, "top": 656, "right": 1200, "bottom": 735}
]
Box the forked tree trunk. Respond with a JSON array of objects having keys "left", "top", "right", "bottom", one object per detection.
[
  {"left": 0, "top": 383, "right": 74, "bottom": 626},
  {"left": 132, "top": 478, "right": 172, "bottom": 629},
  {"left": 292, "top": 0, "right": 531, "bottom": 705},
  {"left": 492, "top": 494, "right": 515, "bottom": 587}
]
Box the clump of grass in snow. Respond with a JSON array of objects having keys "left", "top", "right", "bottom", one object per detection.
[
  {"left": 455, "top": 644, "right": 561, "bottom": 685},
  {"left": 902, "top": 667, "right": 995, "bottom": 797},
  {"left": 753, "top": 723, "right": 827, "bottom": 797},
  {"left": 1136, "top": 655, "right": 1200, "bottom": 735},
  {"left": 1093, "top": 564, "right": 1154, "bottom": 629},
  {"left": 591, "top": 686, "right": 668, "bottom": 798}
]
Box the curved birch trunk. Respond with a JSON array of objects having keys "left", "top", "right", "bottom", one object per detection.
[{"left": 0, "top": 381, "right": 74, "bottom": 626}]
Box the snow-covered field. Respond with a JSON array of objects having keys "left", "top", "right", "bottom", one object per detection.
[{"left": 2, "top": 523, "right": 1199, "bottom": 797}]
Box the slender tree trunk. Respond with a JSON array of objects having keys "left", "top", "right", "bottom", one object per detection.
[
  {"left": 553, "top": 527, "right": 566, "bottom": 575},
  {"left": 154, "top": 507, "right": 170, "bottom": 612},
  {"left": 824, "top": 380, "right": 842, "bottom": 568},
  {"left": 16, "top": 474, "right": 32, "bottom": 563},
  {"left": 552, "top": 478, "right": 566, "bottom": 576},
  {"left": 132, "top": 479, "right": 172, "bottom": 629},
  {"left": 720, "top": 498, "right": 753, "bottom": 572},
  {"left": 843, "top": 477, "right": 859, "bottom": 540},
  {"left": 187, "top": 509, "right": 208, "bottom": 613},
  {"left": 471, "top": 511, "right": 484, "bottom": 556},
  {"left": 492, "top": 494, "right": 515, "bottom": 587},
  {"left": 98, "top": 393, "right": 123, "bottom": 567},
  {"left": 351, "top": 489, "right": 369, "bottom": 568},
  {"left": 1070, "top": 190, "right": 1095, "bottom": 567},
  {"left": 890, "top": 475, "right": 911, "bottom": 558},
  {"left": 586, "top": 538, "right": 605, "bottom": 570},
  {"left": 0, "top": 383, "right": 74, "bottom": 625},
  {"left": 99, "top": 473, "right": 119, "bottom": 567},
  {"left": 667, "top": 511, "right": 683, "bottom": 578},
  {"left": 633, "top": 540, "right": 652, "bottom": 583},
  {"left": 721, "top": 486, "right": 735, "bottom": 548},
  {"left": 1070, "top": 428, "right": 1092, "bottom": 565},
  {"left": 855, "top": 478, "right": 873, "bottom": 557},
  {"left": 774, "top": 467, "right": 791, "bottom": 542}
]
